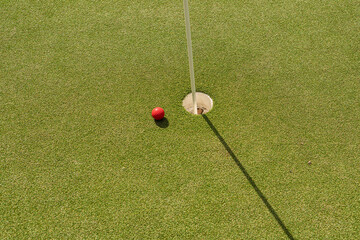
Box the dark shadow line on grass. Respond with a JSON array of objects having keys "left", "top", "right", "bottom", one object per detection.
[{"left": 202, "top": 115, "right": 295, "bottom": 240}]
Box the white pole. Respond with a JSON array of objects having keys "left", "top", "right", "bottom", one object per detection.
[{"left": 183, "top": 0, "right": 197, "bottom": 114}]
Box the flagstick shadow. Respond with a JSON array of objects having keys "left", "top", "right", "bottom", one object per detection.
[{"left": 202, "top": 115, "right": 295, "bottom": 240}]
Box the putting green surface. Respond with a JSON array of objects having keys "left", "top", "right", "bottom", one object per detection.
[{"left": 1, "top": 0, "right": 360, "bottom": 239}]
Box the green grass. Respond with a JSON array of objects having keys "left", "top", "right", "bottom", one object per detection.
[{"left": 1, "top": 0, "right": 360, "bottom": 239}]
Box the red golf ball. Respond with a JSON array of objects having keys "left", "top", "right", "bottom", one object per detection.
[{"left": 152, "top": 107, "right": 165, "bottom": 120}]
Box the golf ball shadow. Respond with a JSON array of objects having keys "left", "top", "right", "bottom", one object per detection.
[{"left": 154, "top": 117, "right": 169, "bottom": 128}]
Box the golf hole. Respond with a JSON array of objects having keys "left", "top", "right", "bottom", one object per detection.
[{"left": 182, "top": 92, "right": 213, "bottom": 115}]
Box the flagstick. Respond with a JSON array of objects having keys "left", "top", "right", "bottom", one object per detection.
[{"left": 183, "top": 0, "right": 197, "bottom": 114}]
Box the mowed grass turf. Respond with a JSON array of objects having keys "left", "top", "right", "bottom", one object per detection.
[{"left": 1, "top": 0, "right": 360, "bottom": 239}]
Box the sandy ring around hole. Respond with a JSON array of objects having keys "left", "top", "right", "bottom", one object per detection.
[{"left": 182, "top": 92, "right": 213, "bottom": 115}]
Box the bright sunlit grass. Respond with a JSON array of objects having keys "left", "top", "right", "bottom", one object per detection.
[{"left": 1, "top": 0, "right": 359, "bottom": 239}]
